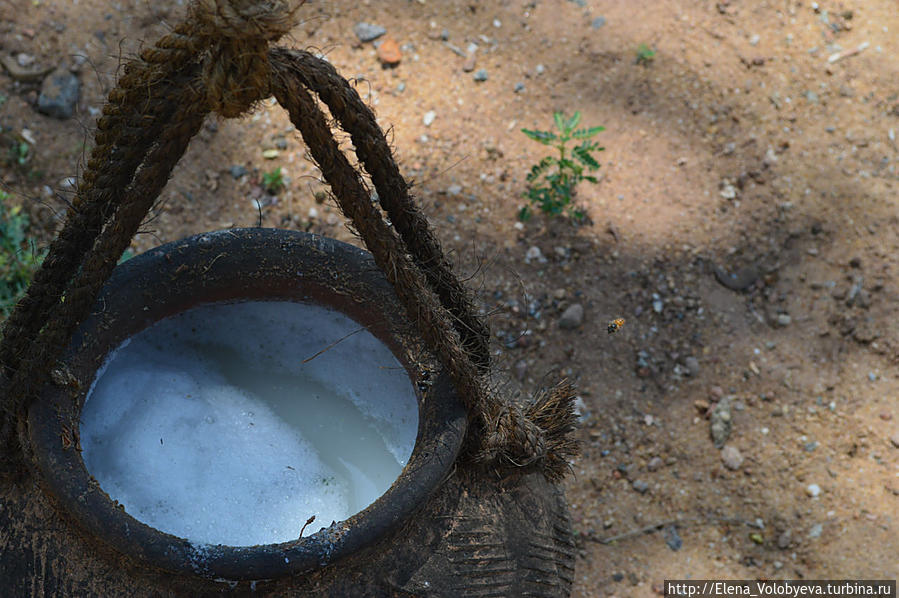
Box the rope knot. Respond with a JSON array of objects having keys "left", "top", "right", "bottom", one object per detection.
[{"left": 189, "top": 0, "right": 304, "bottom": 117}]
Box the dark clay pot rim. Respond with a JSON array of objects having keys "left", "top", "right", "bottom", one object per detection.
[{"left": 27, "top": 228, "right": 467, "bottom": 581}]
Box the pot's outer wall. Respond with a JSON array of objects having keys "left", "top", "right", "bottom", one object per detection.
[{"left": 2, "top": 229, "right": 575, "bottom": 596}]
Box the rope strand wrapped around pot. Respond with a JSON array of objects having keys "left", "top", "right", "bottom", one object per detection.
[{"left": 0, "top": 0, "right": 577, "bottom": 481}]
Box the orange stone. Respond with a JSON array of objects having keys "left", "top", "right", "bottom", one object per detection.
[{"left": 378, "top": 36, "right": 402, "bottom": 66}]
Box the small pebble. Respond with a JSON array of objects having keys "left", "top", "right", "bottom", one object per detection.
[
  {"left": 423, "top": 110, "right": 436, "bottom": 127},
  {"left": 16, "top": 52, "right": 35, "bottom": 68},
  {"left": 473, "top": 69, "right": 488, "bottom": 82},
  {"left": 647, "top": 456, "right": 663, "bottom": 472},
  {"left": 776, "top": 313, "right": 792, "bottom": 327},
  {"left": 514, "top": 82, "right": 525, "bottom": 93},
  {"left": 685, "top": 356, "right": 700, "bottom": 376},
  {"left": 721, "top": 445, "right": 744, "bottom": 470},
  {"left": 37, "top": 67, "right": 80, "bottom": 119},
  {"left": 353, "top": 22, "right": 386, "bottom": 42},
  {"left": 777, "top": 529, "right": 792, "bottom": 549},
  {"left": 446, "top": 183, "right": 462, "bottom": 196},
  {"left": 663, "top": 525, "right": 682, "bottom": 551},
  {"left": 558, "top": 303, "right": 584, "bottom": 330},
  {"left": 591, "top": 16, "right": 607, "bottom": 29},
  {"left": 710, "top": 397, "right": 733, "bottom": 448},
  {"left": 377, "top": 36, "right": 402, "bottom": 65},
  {"left": 229, "top": 165, "right": 248, "bottom": 179},
  {"left": 307, "top": 207, "right": 318, "bottom": 220},
  {"left": 632, "top": 479, "right": 649, "bottom": 494},
  {"left": 807, "top": 523, "right": 823, "bottom": 539},
  {"left": 806, "top": 483, "right": 821, "bottom": 498},
  {"left": 524, "top": 246, "right": 546, "bottom": 264},
  {"left": 573, "top": 397, "right": 589, "bottom": 424}
]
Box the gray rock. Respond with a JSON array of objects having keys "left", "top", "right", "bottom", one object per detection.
[
  {"left": 721, "top": 445, "right": 744, "bottom": 470},
  {"left": 558, "top": 303, "right": 584, "bottom": 330},
  {"left": 37, "top": 67, "right": 80, "bottom": 119},
  {"left": 513, "top": 82, "right": 525, "bottom": 93},
  {"left": 709, "top": 396, "right": 733, "bottom": 448},
  {"left": 353, "top": 22, "right": 386, "bottom": 42},
  {"left": 229, "top": 165, "right": 248, "bottom": 179},
  {"left": 776, "top": 313, "right": 792, "bottom": 327},
  {"left": 807, "top": 523, "right": 823, "bottom": 539},
  {"left": 632, "top": 479, "right": 649, "bottom": 494},
  {"left": 647, "top": 456, "right": 663, "bottom": 472},
  {"left": 473, "top": 69, "right": 488, "bottom": 82},
  {"left": 591, "top": 16, "right": 607, "bottom": 29}
]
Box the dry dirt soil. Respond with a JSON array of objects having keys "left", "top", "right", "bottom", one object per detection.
[{"left": 2, "top": 0, "right": 899, "bottom": 596}]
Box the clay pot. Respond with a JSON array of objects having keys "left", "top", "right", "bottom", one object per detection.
[{"left": 4, "top": 229, "right": 574, "bottom": 596}]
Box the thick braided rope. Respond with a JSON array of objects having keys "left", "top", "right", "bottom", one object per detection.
[
  {"left": 0, "top": 60, "right": 195, "bottom": 379},
  {"left": 0, "top": 0, "right": 300, "bottom": 382},
  {"left": 6, "top": 98, "right": 208, "bottom": 416},
  {"left": 270, "top": 52, "right": 553, "bottom": 469},
  {"left": 273, "top": 49, "right": 491, "bottom": 373},
  {"left": 0, "top": 0, "right": 300, "bottom": 472}
]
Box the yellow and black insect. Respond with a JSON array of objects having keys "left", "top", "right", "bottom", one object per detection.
[{"left": 607, "top": 317, "right": 626, "bottom": 334}]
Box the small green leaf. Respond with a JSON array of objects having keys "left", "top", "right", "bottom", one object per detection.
[
  {"left": 518, "top": 206, "right": 532, "bottom": 221},
  {"left": 572, "top": 126, "right": 605, "bottom": 139},
  {"left": 521, "top": 128, "right": 557, "bottom": 144},
  {"left": 553, "top": 112, "right": 566, "bottom": 133},
  {"left": 564, "top": 112, "right": 581, "bottom": 133},
  {"left": 573, "top": 146, "right": 600, "bottom": 169}
]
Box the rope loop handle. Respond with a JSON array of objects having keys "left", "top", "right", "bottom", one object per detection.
[{"left": 0, "top": 0, "right": 576, "bottom": 481}]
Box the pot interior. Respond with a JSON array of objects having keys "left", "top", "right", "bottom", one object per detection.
[{"left": 80, "top": 299, "right": 419, "bottom": 546}]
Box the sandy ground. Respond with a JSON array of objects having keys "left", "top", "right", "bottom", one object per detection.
[{"left": 2, "top": 0, "right": 899, "bottom": 595}]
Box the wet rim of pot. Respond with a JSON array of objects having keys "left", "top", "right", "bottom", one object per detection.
[{"left": 27, "top": 228, "right": 468, "bottom": 581}]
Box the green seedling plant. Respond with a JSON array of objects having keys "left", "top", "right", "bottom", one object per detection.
[
  {"left": 0, "top": 192, "right": 44, "bottom": 319},
  {"left": 520, "top": 111, "right": 604, "bottom": 221},
  {"left": 635, "top": 43, "right": 656, "bottom": 65},
  {"left": 262, "top": 166, "right": 285, "bottom": 194}
]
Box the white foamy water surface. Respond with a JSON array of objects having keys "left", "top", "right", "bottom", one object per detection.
[{"left": 80, "top": 301, "right": 419, "bottom": 546}]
